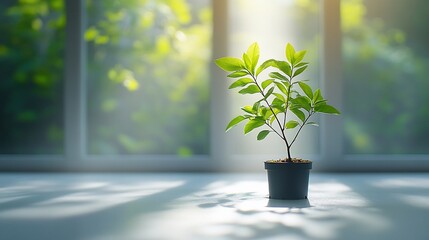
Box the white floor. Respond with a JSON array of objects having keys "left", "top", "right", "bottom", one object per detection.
[{"left": 0, "top": 173, "right": 428, "bottom": 240}]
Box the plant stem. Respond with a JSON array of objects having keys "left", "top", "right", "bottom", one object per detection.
[
  {"left": 283, "top": 68, "right": 294, "bottom": 162},
  {"left": 286, "top": 144, "right": 292, "bottom": 162},
  {"left": 248, "top": 71, "right": 291, "bottom": 161},
  {"left": 284, "top": 92, "right": 294, "bottom": 161}
]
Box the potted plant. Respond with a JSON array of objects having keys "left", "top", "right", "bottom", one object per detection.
[{"left": 215, "top": 42, "right": 340, "bottom": 200}]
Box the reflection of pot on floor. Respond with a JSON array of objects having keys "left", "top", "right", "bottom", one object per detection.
[{"left": 265, "top": 161, "right": 312, "bottom": 200}]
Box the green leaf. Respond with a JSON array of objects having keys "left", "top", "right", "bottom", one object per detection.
[
  {"left": 315, "top": 104, "right": 340, "bottom": 114},
  {"left": 313, "top": 89, "right": 323, "bottom": 102},
  {"left": 269, "top": 72, "right": 288, "bottom": 81},
  {"left": 293, "top": 96, "right": 311, "bottom": 112},
  {"left": 215, "top": 57, "right": 244, "bottom": 71},
  {"left": 246, "top": 42, "right": 260, "bottom": 73},
  {"left": 282, "top": 80, "right": 291, "bottom": 89},
  {"left": 252, "top": 101, "right": 261, "bottom": 112},
  {"left": 293, "top": 65, "right": 308, "bottom": 78},
  {"left": 259, "top": 106, "right": 268, "bottom": 118},
  {"left": 293, "top": 50, "right": 307, "bottom": 65},
  {"left": 275, "top": 61, "right": 292, "bottom": 77},
  {"left": 272, "top": 99, "right": 284, "bottom": 109},
  {"left": 238, "top": 84, "right": 260, "bottom": 94},
  {"left": 264, "top": 109, "right": 273, "bottom": 120},
  {"left": 244, "top": 118, "right": 265, "bottom": 134},
  {"left": 228, "top": 78, "right": 253, "bottom": 89},
  {"left": 242, "top": 53, "right": 252, "bottom": 71},
  {"left": 286, "top": 43, "right": 296, "bottom": 64},
  {"left": 274, "top": 82, "right": 288, "bottom": 95},
  {"left": 264, "top": 86, "right": 275, "bottom": 99},
  {"left": 274, "top": 108, "right": 283, "bottom": 114},
  {"left": 261, "top": 79, "right": 274, "bottom": 89},
  {"left": 286, "top": 120, "right": 299, "bottom": 129},
  {"left": 256, "top": 59, "right": 276, "bottom": 76},
  {"left": 298, "top": 81, "right": 313, "bottom": 99},
  {"left": 272, "top": 93, "right": 286, "bottom": 103},
  {"left": 294, "top": 62, "right": 308, "bottom": 68},
  {"left": 269, "top": 116, "right": 276, "bottom": 125},
  {"left": 225, "top": 116, "right": 246, "bottom": 132},
  {"left": 241, "top": 105, "right": 254, "bottom": 114},
  {"left": 227, "top": 71, "right": 248, "bottom": 78},
  {"left": 271, "top": 104, "right": 285, "bottom": 113},
  {"left": 315, "top": 99, "right": 327, "bottom": 107},
  {"left": 291, "top": 108, "right": 305, "bottom": 122},
  {"left": 257, "top": 130, "right": 270, "bottom": 140}
]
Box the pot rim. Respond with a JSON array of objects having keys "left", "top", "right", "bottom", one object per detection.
[{"left": 264, "top": 161, "right": 312, "bottom": 170}]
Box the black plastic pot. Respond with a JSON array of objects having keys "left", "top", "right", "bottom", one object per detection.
[{"left": 264, "top": 161, "right": 312, "bottom": 200}]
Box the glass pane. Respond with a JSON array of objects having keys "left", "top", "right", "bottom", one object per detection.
[
  {"left": 86, "top": 0, "right": 211, "bottom": 156},
  {"left": 342, "top": 0, "right": 429, "bottom": 154},
  {"left": 0, "top": 0, "right": 65, "bottom": 154},
  {"left": 226, "top": 0, "right": 321, "bottom": 158}
]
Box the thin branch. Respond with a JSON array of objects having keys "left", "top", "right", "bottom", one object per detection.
[
  {"left": 290, "top": 110, "right": 314, "bottom": 147},
  {"left": 282, "top": 67, "right": 292, "bottom": 127},
  {"left": 247, "top": 70, "right": 290, "bottom": 150},
  {"left": 265, "top": 122, "right": 284, "bottom": 140}
]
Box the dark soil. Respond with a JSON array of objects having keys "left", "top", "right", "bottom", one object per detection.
[{"left": 265, "top": 158, "right": 312, "bottom": 164}]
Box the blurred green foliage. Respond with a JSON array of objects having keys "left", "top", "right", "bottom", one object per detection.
[
  {"left": 0, "top": 0, "right": 65, "bottom": 154},
  {"left": 0, "top": 0, "right": 210, "bottom": 156},
  {"left": 342, "top": 0, "right": 429, "bottom": 154},
  {"left": 85, "top": 0, "right": 211, "bottom": 155}
]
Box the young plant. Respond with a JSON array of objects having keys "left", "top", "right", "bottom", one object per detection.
[{"left": 215, "top": 42, "right": 340, "bottom": 162}]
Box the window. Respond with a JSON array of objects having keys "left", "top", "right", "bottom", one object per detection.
[
  {"left": 342, "top": 0, "right": 429, "bottom": 155},
  {"left": 322, "top": 0, "right": 429, "bottom": 170},
  {"left": 0, "top": 0, "right": 65, "bottom": 155},
  {"left": 85, "top": 0, "right": 211, "bottom": 156},
  {"left": 1, "top": 0, "right": 428, "bottom": 171}
]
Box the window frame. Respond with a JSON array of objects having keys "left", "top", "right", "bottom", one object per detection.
[
  {"left": 0, "top": 0, "right": 428, "bottom": 172},
  {"left": 320, "top": 0, "right": 429, "bottom": 172}
]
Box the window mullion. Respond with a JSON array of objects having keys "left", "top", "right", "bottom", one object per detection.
[
  {"left": 64, "top": 0, "right": 86, "bottom": 162},
  {"left": 211, "top": 0, "right": 231, "bottom": 164},
  {"left": 320, "top": 0, "right": 343, "bottom": 168}
]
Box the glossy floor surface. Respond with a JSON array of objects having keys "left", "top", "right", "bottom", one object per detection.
[{"left": 0, "top": 173, "right": 428, "bottom": 240}]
